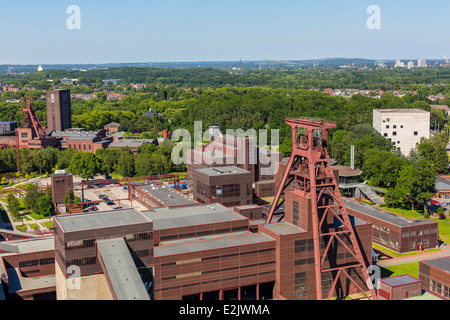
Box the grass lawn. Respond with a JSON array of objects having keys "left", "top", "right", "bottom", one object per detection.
[
  {"left": 436, "top": 218, "right": 450, "bottom": 244},
  {"left": 43, "top": 221, "right": 53, "bottom": 228},
  {"left": 29, "top": 223, "right": 40, "bottom": 230},
  {"left": 373, "top": 243, "right": 441, "bottom": 258},
  {"left": 28, "top": 212, "right": 50, "bottom": 220},
  {"left": 15, "top": 224, "right": 27, "bottom": 231},
  {"left": 109, "top": 172, "right": 122, "bottom": 179},
  {"left": 379, "top": 262, "right": 419, "bottom": 279}
]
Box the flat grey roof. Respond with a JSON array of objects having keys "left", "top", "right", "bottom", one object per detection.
[
  {"left": 261, "top": 221, "right": 306, "bottom": 235},
  {"left": 154, "top": 232, "right": 274, "bottom": 257},
  {"left": 422, "top": 256, "right": 450, "bottom": 274},
  {"left": 374, "top": 109, "right": 429, "bottom": 113},
  {"left": 51, "top": 131, "right": 99, "bottom": 138},
  {"left": 380, "top": 274, "right": 421, "bottom": 287},
  {"left": 195, "top": 166, "right": 251, "bottom": 176},
  {"left": 108, "top": 139, "right": 154, "bottom": 148},
  {"left": 97, "top": 238, "right": 150, "bottom": 300},
  {"left": 233, "top": 204, "right": 262, "bottom": 210},
  {"left": 343, "top": 198, "right": 434, "bottom": 228},
  {"left": 0, "top": 236, "right": 54, "bottom": 254},
  {"left": 143, "top": 204, "right": 247, "bottom": 230},
  {"left": 6, "top": 268, "right": 55, "bottom": 293},
  {"left": 54, "top": 209, "right": 151, "bottom": 233},
  {"left": 136, "top": 183, "right": 197, "bottom": 207}
]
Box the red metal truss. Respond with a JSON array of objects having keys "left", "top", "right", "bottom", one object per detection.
[
  {"left": 21, "top": 97, "right": 48, "bottom": 139},
  {"left": 265, "top": 117, "right": 377, "bottom": 300}
]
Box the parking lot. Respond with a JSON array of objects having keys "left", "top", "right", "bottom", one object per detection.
[{"left": 74, "top": 184, "right": 148, "bottom": 212}]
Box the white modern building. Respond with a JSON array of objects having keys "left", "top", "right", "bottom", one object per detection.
[
  {"left": 394, "top": 59, "right": 406, "bottom": 68},
  {"left": 407, "top": 61, "right": 415, "bottom": 69},
  {"left": 373, "top": 109, "right": 430, "bottom": 156},
  {"left": 417, "top": 59, "right": 427, "bottom": 68}
]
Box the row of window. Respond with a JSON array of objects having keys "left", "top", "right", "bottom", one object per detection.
[
  {"left": 161, "top": 248, "right": 276, "bottom": 267},
  {"left": 19, "top": 257, "right": 55, "bottom": 269},
  {"left": 158, "top": 271, "right": 276, "bottom": 293},
  {"left": 65, "top": 233, "right": 153, "bottom": 251},
  {"left": 196, "top": 181, "right": 245, "bottom": 199},
  {"left": 68, "top": 143, "right": 92, "bottom": 151},
  {"left": 383, "top": 131, "right": 419, "bottom": 137},
  {"left": 161, "top": 261, "right": 276, "bottom": 281},
  {"left": 430, "top": 279, "right": 450, "bottom": 298},
  {"left": 66, "top": 256, "right": 96, "bottom": 267}
]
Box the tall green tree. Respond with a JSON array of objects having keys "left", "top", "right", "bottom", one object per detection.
[
  {"left": 24, "top": 183, "right": 41, "bottom": 213},
  {"left": 68, "top": 152, "right": 107, "bottom": 180},
  {"left": 6, "top": 193, "right": 20, "bottom": 220},
  {"left": 37, "top": 188, "right": 54, "bottom": 217},
  {"left": 117, "top": 151, "right": 135, "bottom": 177}
]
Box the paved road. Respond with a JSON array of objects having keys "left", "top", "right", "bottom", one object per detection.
[{"left": 378, "top": 245, "right": 450, "bottom": 267}]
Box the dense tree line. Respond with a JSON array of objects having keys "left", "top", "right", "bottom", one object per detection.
[{"left": 2, "top": 66, "right": 450, "bottom": 91}]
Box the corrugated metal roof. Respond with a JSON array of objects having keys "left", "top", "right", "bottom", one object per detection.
[{"left": 97, "top": 238, "right": 150, "bottom": 300}]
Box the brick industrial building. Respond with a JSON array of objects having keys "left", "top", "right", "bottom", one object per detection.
[
  {"left": 187, "top": 132, "right": 282, "bottom": 199},
  {"left": 51, "top": 172, "right": 74, "bottom": 206},
  {"left": 419, "top": 257, "right": 450, "bottom": 300},
  {"left": 50, "top": 129, "right": 113, "bottom": 153},
  {"left": 46, "top": 89, "right": 72, "bottom": 133},
  {"left": 192, "top": 166, "right": 253, "bottom": 207},
  {"left": 1, "top": 117, "right": 379, "bottom": 300},
  {"left": 377, "top": 275, "right": 422, "bottom": 300},
  {"left": 343, "top": 198, "right": 439, "bottom": 253},
  {"left": 49, "top": 199, "right": 372, "bottom": 300},
  {"left": 0, "top": 236, "right": 56, "bottom": 300}
]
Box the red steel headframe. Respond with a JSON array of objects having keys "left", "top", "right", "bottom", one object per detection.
[
  {"left": 265, "top": 117, "right": 377, "bottom": 300},
  {"left": 21, "top": 97, "right": 48, "bottom": 139}
]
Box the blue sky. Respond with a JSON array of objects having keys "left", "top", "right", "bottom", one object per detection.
[{"left": 0, "top": 0, "right": 449, "bottom": 64}]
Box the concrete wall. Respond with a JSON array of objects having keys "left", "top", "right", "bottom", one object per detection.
[{"left": 55, "top": 263, "right": 113, "bottom": 300}]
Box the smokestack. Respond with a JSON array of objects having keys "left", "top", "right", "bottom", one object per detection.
[{"left": 350, "top": 145, "right": 355, "bottom": 170}]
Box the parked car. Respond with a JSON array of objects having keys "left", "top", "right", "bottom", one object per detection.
[
  {"left": 123, "top": 186, "right": 128, "bottom": 190},
  {"left": 431, "top": 200, "right": 440, "bottom": 204},
  {"left": 113, "top": 206, "right": 123, "bottom": 210},
  {"left": 98, "top": 194, "right": 107, "bottom": 199},
  {"left": 106, "top": 201, "right": 116, "bottom": 206}
]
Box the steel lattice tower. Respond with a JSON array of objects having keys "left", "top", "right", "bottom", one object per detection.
[{"left": 265, "top": 117, "right": 377, "bottom": 300}]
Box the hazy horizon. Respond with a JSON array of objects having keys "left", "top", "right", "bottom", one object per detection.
[{"left": 1, "top": 0, "right": 449, "bottom": 65}]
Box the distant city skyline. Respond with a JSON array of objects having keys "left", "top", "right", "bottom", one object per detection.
[{"left": 1, "top": 0, "right": 450, "bottom": 65}]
